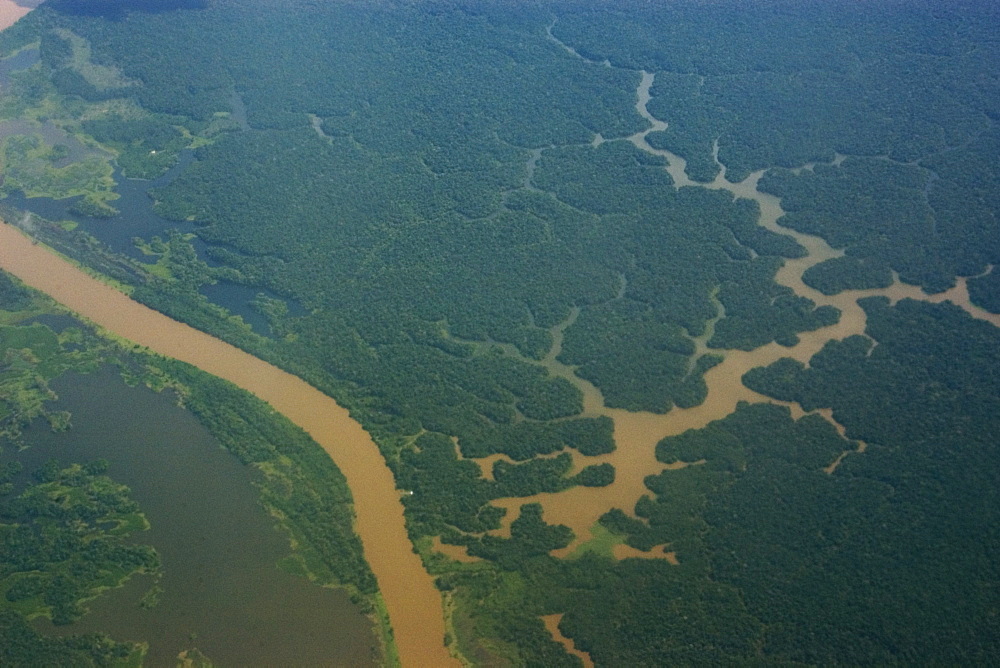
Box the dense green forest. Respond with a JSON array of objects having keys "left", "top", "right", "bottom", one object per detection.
[{"left": 0, "top": 0, "right": 998, "bottom": 664}]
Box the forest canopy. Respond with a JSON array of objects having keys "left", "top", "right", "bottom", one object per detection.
[{"left": 0, "top": 0, "right": 998, "bottom": 664}]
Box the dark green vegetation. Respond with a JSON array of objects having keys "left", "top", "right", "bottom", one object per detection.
[
  {"left": 760, "top": 152, "right": 1000, "bottom": 297},
  {"left": 0, "top": 609, "right": 139, "bottom": 668},
  {"left": 736, "top": 298, "right": 1000, "bottom": 663},
  {"left": 1, "top": 0, "right": 998, "bottom": 664},
  {"left": 0, "top": 274, "right": 380, "bottom": 663},
  {"left": 0, "top": 459, "right": 159, "bottom": 626},
  {"left": 0, "top": 282, "right": 149, "bottom": 664},
  {"left": 0, "top": 285, "right": 102, "bottom": 443},
  {"left": 593, "top": 344, "right": 1000, "bottom": 665},
  {"left": 568, "top": 1, "right": 1000, "bottom": 303}
]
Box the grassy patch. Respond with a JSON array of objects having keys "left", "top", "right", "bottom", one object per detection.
[
  {"left": 53, "top": 29, "right": 136, "bottom": 91},
  {"left": 566, "top": 521, "right": 624, "bottom": 559},
  {"left": 1, "top": 132, "right": 116, "bottom": 201}
]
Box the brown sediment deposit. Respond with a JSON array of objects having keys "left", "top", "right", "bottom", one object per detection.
[
  {"left": 612, "top": 543, "right": 680, "bottom": 565},
  {"left": 0, "top": 221, "right": 457, "bottom": 668},
  {"left": 431, "top": 536, "right": 480, "bottom": 564},
  {"left": 542, "top": 614, "right": 594, "bottom": 668}
]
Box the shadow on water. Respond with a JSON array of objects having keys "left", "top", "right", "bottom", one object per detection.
[
  {"left": 5, "top": 366, "right": 378, "bottom": 667},
  {"left": 199, "top": 280, "right": 308, "bottom": 337},
  {"left": 5, "top": 151, "right": 199, "bottom": 263},
  {"left": 0, "top": 42, "right": 304, "bottom": 335}
]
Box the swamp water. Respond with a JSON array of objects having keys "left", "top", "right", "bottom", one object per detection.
[
  {"left": 5, "top": 151, "right": 305, "bottom": 337},
  {"left": 0, "top": 222, "right": 456, "bottom": 667},
  {"left": 7, "top": 366, "right": 377, "bottom": 667},
  {"left": 3, "top": 38, "right": 998, "bottom": 664}
]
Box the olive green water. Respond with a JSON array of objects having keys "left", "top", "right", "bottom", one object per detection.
[
  {"left": 11, "top": 366, "right": 378, "bottom": 667},
  {"left": 0, "top": 221, "right": 455, "bottom": 667}
]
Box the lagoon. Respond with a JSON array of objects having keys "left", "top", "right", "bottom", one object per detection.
[{"left": 9, "top": 366, "right": 378, "bottom": 666}]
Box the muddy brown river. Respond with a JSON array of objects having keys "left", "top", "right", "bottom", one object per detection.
[
  {"left": 0, "top": 1, "right": 31, "bottom": 32},
  {"left": 0, "top": 222, "right": 456, "bottom": 667},
  {"left": 2, "top": 20, "right": 998, "bottom": 657}
]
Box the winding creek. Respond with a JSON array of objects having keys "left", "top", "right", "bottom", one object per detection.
[
  {"left": 455, "top": 70, "right": 1000, "bottom": 568},
  {"left": 0, "top": 222, "right": 456, "bottom": 668}
]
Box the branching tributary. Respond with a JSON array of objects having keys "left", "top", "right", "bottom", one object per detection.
[
  {"left": 449, "top": 70, "right": 1000, "bottom": 570},
  {"left": 0, "top": 223, "right": 457, "bottom": 668},
  {"left": 4, "top": 18, "right": 1000, "bottom": 660}
]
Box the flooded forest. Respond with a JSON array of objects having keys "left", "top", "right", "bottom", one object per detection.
[{"left": 0, "top": 0, "right": 999, "bottom": 665}]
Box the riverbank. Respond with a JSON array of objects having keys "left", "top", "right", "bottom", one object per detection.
[{"left": 0, "top": 219, "right": 456, "bottom": 667}]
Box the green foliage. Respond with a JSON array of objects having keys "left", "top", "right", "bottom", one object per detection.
[
  {"left": 68, "top": 194, "right": 117, "bottom": 218},
  {"left": 4, "top": 67, "right": 52, "bottom": 113},
  {"left": 572, "top": 463, "right": 613, "bottom": 487},
  {"left": 3, "top": 0, "right": 999, "bottom": 664},
  {"left": 645, "top": 72, "right": 733, "bottom": 183},
  {"left": 0, "top": 318, "right": 104, "bottom": 443},
  {"left": 760, "top": 158, "right": 955, "bottom": 291},
  {"left": 82, "top": 115, "right": 186, "bottom": 178},
  {"left": 0, "top": 273, "right": 32, "bottom": 312},
  {"left": 559, "top": 300, "right": 695, "bottom": 413},
  {"left": 0, "top": 132, "right": 115, "bottom": 202},
  {"left": 557, "top": 0, "right": 999, "bottom": 181},
  {"left": 0, "top": 460, "right": 159, "bottom": 625},
  {"left": 0, "top": 609, "right": 139, "bottom": 667},
  {"left": 39, "top": 29, "right": 72, "bottom": 69},
  {"left": 736, "top": 298, "right": 1000, "bottom": 662},
  {"left": 140, "top": 358, "right": 378, "bottom": 595},
  {"left": 802, "top": 255, "right": 894, "bottom": 294},
  {"left": 51, "top": 67, "right": 109, "bottom": 101},
  {"left": 398, "top": 431, "right": 497, "bottom": 536},
  {"left": 467, "top": 504, "right": 573, "bottom": 570},
  {"left": 711, "top": 273, "right": 840, "bottom": 350},
  {"left": 759, "top": 128, "right": 1000, "bottom": 295},
  {"left": 56, "top": 0, "right": 838, "bottom": 425},
  {"left": 3, "top": 6, "right": 859, "bottom": 582}
]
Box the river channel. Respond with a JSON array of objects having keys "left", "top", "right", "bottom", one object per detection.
[
  {"left": 0, "top": 221, "right": 456, "bottom": 667},
  {"left": 2, "top": 10, "right": 999, "bottom": 659},
  {"left": 461, "top": 71, "right": 1000, "bottom": 563},
  {"left": 0, "top": 0, "right": 31, "bottom": 32}
]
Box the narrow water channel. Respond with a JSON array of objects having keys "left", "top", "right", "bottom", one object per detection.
[
  {"left": 3, "top": 10, "right": 997, "bottom": 657},
  {"left": 468, "top": 71, "right": 1000, "bottom": 565},
  {"left": 0, "top": 221, "right": 456, "bottom": 667}
]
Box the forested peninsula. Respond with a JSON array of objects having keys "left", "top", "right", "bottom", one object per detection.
[{"left": 0, "top": 0, "right": 998, "bottom": 664}]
